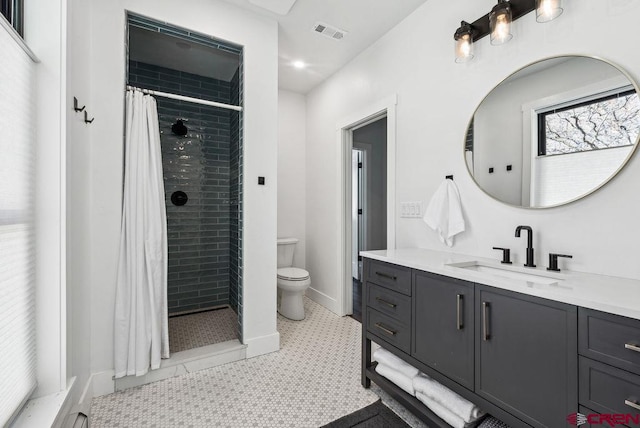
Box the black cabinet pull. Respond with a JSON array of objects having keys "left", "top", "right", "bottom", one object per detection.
[
  {"left": 375, "top": 271, "right": 397, "bottom": 280},
  {"left": 483, "top": 302, "right": 491, "bottom": 341},
  {"left": 375, "top": 297, "right": 397, "bottom": 308},
  {"left": 374, "top": 322, "right": 397, "bottom": 336},
  {"left": 457, "top": 294, "right": 464, "bottom": 330}
]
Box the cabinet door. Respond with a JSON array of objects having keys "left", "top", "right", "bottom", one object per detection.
[
  {"left": 476, "top": 285, "right": 578, "bottom": 428},
  {"left": 412, "top": 271, "right": 474, "bottom": 390}
]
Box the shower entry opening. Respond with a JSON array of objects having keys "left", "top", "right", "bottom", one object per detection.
[{"left": 126, "top": 13, "right": 244, "bottom": 355}]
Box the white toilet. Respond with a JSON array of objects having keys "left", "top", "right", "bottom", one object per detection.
[{"left": 277, "top": 238, "right": 311, "bottom": 320}]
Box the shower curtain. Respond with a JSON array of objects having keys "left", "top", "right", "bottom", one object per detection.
[{"left": 114, "top": 89, "right": 169, "bottom": 378}]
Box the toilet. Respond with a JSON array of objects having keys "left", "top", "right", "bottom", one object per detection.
[{"left": 277, "top": 238, "right": 311, "bottom": 320}]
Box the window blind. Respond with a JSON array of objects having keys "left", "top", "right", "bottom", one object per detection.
[{"left": 0, "top": 15, "right": 37, "bottom": 427}]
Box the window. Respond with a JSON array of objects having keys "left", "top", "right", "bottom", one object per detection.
[
  {"left": 1, "top": 0, "right": 22, "bottom": 35},
  {"left": 0, "top": 13, "right": 36, "bottom": 426},
  {"left": 538, "top": 88, "right": 640, "bottom": 156}
]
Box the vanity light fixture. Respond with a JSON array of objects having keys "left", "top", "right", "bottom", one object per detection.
[
  {"left": 489, "top": 0, "right": 513, "bottom": 45},
  {"left": 536, "top": 0, "right": 563, "bottom": 23},
  {"left": 454, "top": 0, "right": 564, "bottom": 62},
  {"left": 454, "top": 21, "right": 474, "bottom": 63}
]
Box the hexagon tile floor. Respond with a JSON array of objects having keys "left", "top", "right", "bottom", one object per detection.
[
  {"left": 91, "top": 297, "right": 428, "bottom": 428},
  {"left": 168, "top": 307, "right": 238, "bottom": 353}
]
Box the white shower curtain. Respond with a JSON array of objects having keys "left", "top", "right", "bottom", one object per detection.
[{"left": 114, "top": 89, "right": 169, "bottom": 378}]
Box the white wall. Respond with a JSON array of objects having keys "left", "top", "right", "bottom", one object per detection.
[
  {"left": 305, "top": 0, "right": 640, "bottom": 311},
  {"left": 278, "top": 90, "right": 306, "bottom": 268},
  {"left": 87, "top": 0, "right": 279, "bottom": 382},
  {"left": 65, "top": 0, "right": 92, "bottom": 405}
]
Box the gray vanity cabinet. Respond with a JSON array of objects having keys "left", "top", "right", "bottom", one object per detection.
[
  {"left": 475, "top": 285, "right": 578, "bottom": 428},
  {"left": 362, "top": 258, "right": 582, "bottom": 428},
  {"left": 412, "top": 271, "right": 475, "bottom": 390}
]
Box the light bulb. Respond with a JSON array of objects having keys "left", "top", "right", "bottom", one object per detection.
[
  {"left": 490, "top": 4, "right": 513, "bottom": 46},
  {"left": 536, "top": 0, "right": 563, "bottom": 23},
  {"left": 454, "top": 22, "right": 474, "bottom": 63},
  {"left": 455, "top": 34, "right": 474, "bottom": 63}
]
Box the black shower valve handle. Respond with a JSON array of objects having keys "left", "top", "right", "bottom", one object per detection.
[
  {"left": 171, "top": 191, "right": 188, "bottom": 206},
  {"left": 492, "top": 247, "right": 512, "bottom": 264}
]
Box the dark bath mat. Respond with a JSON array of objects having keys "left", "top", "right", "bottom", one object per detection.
[{"left": 321, "top": 400, "right": 411, "bottom": 428}]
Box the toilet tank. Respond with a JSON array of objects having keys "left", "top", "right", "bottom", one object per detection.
[{"left": 277, "top": 238, "right": 298, "bottom": 268}]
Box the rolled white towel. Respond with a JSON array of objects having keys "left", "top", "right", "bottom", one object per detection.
[
  {"left": 413, "top": 373, "right": 484, "bottom": 423},
  {"left": 373, "top": 348, "right": 419, "bottom": 379},
  {"left": 416, "top": 391, "right": 467, "bottom": 428},
  {"left": 375, "top": 363, "right": 416, "bottom": 396}
]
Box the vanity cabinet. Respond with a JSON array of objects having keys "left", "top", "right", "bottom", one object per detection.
[
  {"left": 362, "top": 258, "right": 579, "bottom": 428},
  {"left": 412, "top": 271, "right": 475, "bottom": 390},
  {"left": 475, "top": 285, "right": 577, "bottom": 428}
]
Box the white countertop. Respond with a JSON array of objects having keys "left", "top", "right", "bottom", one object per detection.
[{"left": 360, "top": 248, "right": 640, "bottom": 320}]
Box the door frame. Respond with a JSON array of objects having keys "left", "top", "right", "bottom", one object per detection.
[{"left": 336, "top": 95, "right": 397, "bottom": 316}]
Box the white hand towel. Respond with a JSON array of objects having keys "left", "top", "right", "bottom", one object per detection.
[
  {"left": 416, "top": 391, "right": 467, "bottom": 428},
  {"left": 375, "top": 363, "right": 416, "bottom": 396},
  {"left": 413, "top": 373, "right": 484, "bottom": 423},
  {"left": 373, "top": 348, "right": 419, "bottom": 378},
  {"left": 423, "top": 179, "right": 465, "bottom": 247}
]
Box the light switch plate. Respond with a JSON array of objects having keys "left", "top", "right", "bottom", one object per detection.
[{"left": 400, "top": 202, "right": 422, "bottom": 218}]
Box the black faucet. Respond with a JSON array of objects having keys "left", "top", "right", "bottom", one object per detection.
[{"left": 515, "top": 225, "right": 536, "bottom": 267}]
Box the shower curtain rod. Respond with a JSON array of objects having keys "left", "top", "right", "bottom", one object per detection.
[{"left": 126, "top": 85, "right": 243, "bottom": 112}]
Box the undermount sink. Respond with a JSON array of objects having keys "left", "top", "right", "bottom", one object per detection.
[{"left": 446, "top": 261, "right": 564, "bottom": 285}]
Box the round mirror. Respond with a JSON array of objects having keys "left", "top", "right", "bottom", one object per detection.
[{"left": 465, "top": 56, "right": 640, "bottom": 208}]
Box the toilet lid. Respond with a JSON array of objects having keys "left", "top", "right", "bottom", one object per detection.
[{"left": 277, "top": 267, "right": 310, "bottom": 281}]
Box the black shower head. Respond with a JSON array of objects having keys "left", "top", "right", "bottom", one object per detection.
[{"left": 171, "top": 120, "right": 188, "bottom": 136}]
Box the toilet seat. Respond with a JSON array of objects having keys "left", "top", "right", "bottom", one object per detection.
[{"left": 277, "top": 267, "right": 310, "bottom": 281}]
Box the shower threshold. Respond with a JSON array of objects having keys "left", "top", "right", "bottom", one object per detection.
[{"left": 114, "top": 339, "right": 246, "bottom": 392}]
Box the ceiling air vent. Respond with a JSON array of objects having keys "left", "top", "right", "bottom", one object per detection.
[{"left": 313, "top": 22, "right": 347, "bottom": 41}]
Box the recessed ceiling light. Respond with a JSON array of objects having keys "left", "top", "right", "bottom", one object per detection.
[{"left": 293, "top": 60, "right": 306, "bottom": 69}]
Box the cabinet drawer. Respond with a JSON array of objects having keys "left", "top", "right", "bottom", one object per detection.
[
  {"left": 367, "top": 308, "right": 410, "bottom": 354},
  {"left": 579, "top": 308, "right": 640, "bottom": 375},
  {"left": 579, "top": 357, "right": 640, "bottom": 421},
  {"left": 367, "top": 283, "right": 411, "bottom": 325},
  {"left": 365, "top": 259, "right": 411, "bottom": 296}
]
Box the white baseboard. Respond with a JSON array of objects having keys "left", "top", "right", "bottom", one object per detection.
[
  {"left": 244, "top": 331, "right": 280, "bottom": 358},
  {"left": 84, "top": 370, "right": 116, "bottom": 399},
  {"left": 305, "top": 287, "right": 339, "bottom": 315}
]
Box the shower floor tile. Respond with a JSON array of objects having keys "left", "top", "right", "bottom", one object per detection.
[
  {"left": 91, "top": 297, "right": 428, "bottom": 428},
  {"left": 168, "top": 307, "right": 238, "bottom": 353}
]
